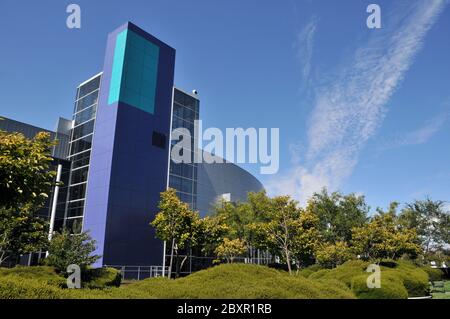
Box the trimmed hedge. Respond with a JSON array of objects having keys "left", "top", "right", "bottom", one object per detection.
[
  {"left": 351, "top": 273, "right": 408, "bottom": 299},
  {"left": 82, "top": 268, "right": 122, "bottom": 289},
  {"left": 0, "top": 266, "right": 66, "bottom": 288},
  {"left": 306, "top": 260, "right": 430, "bottom": 298},
  {"left": 0, "top": 264, "right": 355, "bottom": 299},
  {"left": 422, "top": 266, "right": 443, "bottom": 282}
]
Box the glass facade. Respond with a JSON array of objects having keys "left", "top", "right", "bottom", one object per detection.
[
  {"left": 65, "top": 73, "right": 101, "bottom": 233},
  {"left": 169, "top": 88, "right": 199, "bottom": 210}
]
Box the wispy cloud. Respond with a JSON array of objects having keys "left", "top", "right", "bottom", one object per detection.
[
  {"left": 295, "top": 16, "right": 318, "bottom": 84},
  {"left": 379, "top": 111, "right": 449, "bottom": 151},
  {"left": 269, "top": 0, "right": 448, "bottom": 203}
]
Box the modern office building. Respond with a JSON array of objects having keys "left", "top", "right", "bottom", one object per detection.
[{"left": 0, "top": 22, "right": 263, "bottom": 270}]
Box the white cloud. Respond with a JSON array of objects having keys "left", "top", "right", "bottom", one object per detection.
[
  {"left": 380, "top": 112, "right": 449, "bottom": 150},
  {"left": 295, "top": 17, "right": 318, "bottom": 84},
  {"left": 268, "top": 0, "right": 447, "bottom": 203}
]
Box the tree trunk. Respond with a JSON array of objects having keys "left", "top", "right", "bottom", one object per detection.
[
  {"left": 285, "top": 247, "right": 292, "bottom": 275},
  {"left": 168, "top": 238, "right": 175, "bottom": 279},
  {"left": 175, "top": 247, "right": 180, "bottom": 278}
]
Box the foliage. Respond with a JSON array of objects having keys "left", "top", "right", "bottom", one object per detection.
[
  {"left": 0, "top": 266, "right": 66, "bottom": 288},
  {"left": 421, "top": 266, "right": 443, "bottom": 282},
  {"left": 0, "top": 205, "right": 49, "bottom": 264},
  {"left": 308, "top": 259, "right": 430, "bottom": 298},
  {"left": 306, "top": 189, "right": 369, "bottom": 243},
  {"left": 250, "top": 196, "right": 319, "bottom": 274},
  {"left": 151, "top": 188, "right": 202, "bottom": 278},
  {"left": 351, "top": 274, "right": 408, "bottom": 299},
  {"left": 399, "top": 198, "right": 450, "bottom": 253},
  {"left": 0, "top": 130, "right": 56, "bottom": 209},
  {"left": 45, "top": 230, "right": 100, "bottom": 274},
  {"left": 198, "top": 215, "right": 230, "bottom": 256},
  {"left": 82, "top": 267, "right": 121, "bottom": 289},
  {"left": 214, "top": 238, "right": 247, "bottom": 263},
  {"left": 0, "top": 131, "right": 56, "bottom": 264},
  {"left": 0, "top": 263, "right": 355, "bottom": 299},
  {"left": 315, "top": 241, "right": 354, "bottom": 268},
  {"left": 351, "top": 204, "right": 422, "bottom": 261}
]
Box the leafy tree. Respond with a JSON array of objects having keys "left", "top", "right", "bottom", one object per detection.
[
  {"left": 315, "top": 241, "right": 354, "bottom": 268},
  {"left": 151, "top": 188, "right": 202, "bottom": 278},
  {"left": 307, "top": 188, "right": 369, "bottom": 243},
  {"left": 251, "top": 196, "right": 317, "bottom": 274},
  {"left": 292, "top": 208, "right": 321, "bottom": 268},
  {"left": 0, "top": 131, "right": 56, "bottom": 209},
  {"left": 45, "top": 230, "right": 100, "bottom": 274},
  {"left": 215, "top": 238, "right": 247, "bottom": 263},
  {"left": 351, "top": 203, "right": 422, "bottom": 262},
  {"left": 0, "top": 205, "right": 49, "bottom": 264},
  {"left": 0, "top": 130, "right": 56, "bottom": 264},
  {"left": 198, "top": 215, "right": 229, "bottom": 256},
  {"left": 399, "top": 198, "right": 450, "bottom": 253}
]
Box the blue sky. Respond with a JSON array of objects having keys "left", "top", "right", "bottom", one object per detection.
[{"left": 1, "top": 0, "right": 449, "bottom": 211}]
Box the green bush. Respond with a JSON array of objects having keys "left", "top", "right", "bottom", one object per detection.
[
  {"left": 309, "top": 260, "right": 369, "bottom": 287},
  {"left": 386, "top": 261, "right": 429, "bottom": 297},
  {"left": 120, "top": 264, "right": 355, "bottom": 299},
  {"left": 297, "top": 264, "right": 323, "bottom": 278},
  {"left": 351, "top": 274, "right": 408, "bottom": 299},
  {"left": 0, "top": 266, "right": 66, "bottom": 288},
  {"left": 421, "top": 266, "right": 443, "bottom": 282},
  {"left": 82, "top": 267, "right": 122, "bottom": 289},
  {"left": 0, "top": 264, "right": 355, "bottom": 299},
  {"left": 0, "top": 276, "right": 66, "bottom": 299}
]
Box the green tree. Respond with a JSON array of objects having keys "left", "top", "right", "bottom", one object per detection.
[
  {"left": 0, "top": 131, "right": 56, "bottom": 209},
  {"left": 399, "top": 198, "right": 450, "bottom": 253},
  {"left": 315, "top": 241, "right": 354, "bottom": 268},
  {"left": 215, "top": 238, "right": 247, "bottom": 263},
  {"left": 351, "top": 203, "right": 422, "bottom": 262},
  {"left": 307, "top": 188, "right": 369, "bottom": 243},
  {"left": 0, "top": 130, "right": 56, "bottom": 264},
  {"left": 250, "top": 196, "right": 318, "bottom": 274},
  {"left": 45, "top": 230, "right": 100, "bottom": 274},
  {"left": 197, "top": 215, "right": 229, "bottom": 256},
  {"left": 0, "top": 205, "right": 49, "bottom": 264},
  {"left": 151, "top": 188, "right": 202, "bottom": 278}
]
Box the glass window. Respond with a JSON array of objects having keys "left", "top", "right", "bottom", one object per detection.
[
  {"left": 71, "top": 151, "right": 91, "bottom": 169},
  {"left": 70, "top": 166, "right": 89, "bottom": 185},
  {"left": 66, "top": 217, "right": 83, "bottom": 234},
  {"left": 68, "top": 183, "right": 87, "bottom": 201},
  {"left": 67, "top": 200, "right": 85, "bottom": 218},
  {"left": 181, "top": 178, "right": 193, "bottom": 194},
  {"left": 72, "top": 120, "right": 95, "bottom": 140},
  {"left": 70, "top": 135, "right": 92, "bottom": 155},
  {"left": 78, "top": 76, "right": 101, "bottom": 99},
  {"left": 76, "top": 90, "right": 99, "bottom": 112},
  {"left": 74, "top": 104, "right": 97, "bottom": 125},
  {"left": 173, "top": 103, "right": 183, "bottom": 118},
  {"left": 169, "top": 176, "right": 182, "bottom": 191}
]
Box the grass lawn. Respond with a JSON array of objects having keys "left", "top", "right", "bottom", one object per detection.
[{"left": 432, "top": 281, "right": 450, "bottom": 299}]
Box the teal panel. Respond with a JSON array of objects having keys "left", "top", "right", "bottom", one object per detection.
[
  {"left": 108, "top": 29, "right": 128, "bottom": 105},
  {"left": 107, "top": 28, "right": 159, "bottom": 114}
]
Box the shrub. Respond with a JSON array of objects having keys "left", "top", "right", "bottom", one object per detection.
[
  {"left": 0, "top": 266, "right": 66, "bottom": 288},
  {"left": 421, "top": 266, "right": 443, "bottom": 282},
  {"left": 0, "top": 276, "right": 66, "bottom": 299},
  {"left": 82, "top": 267, "right": 121, "bottom": 289},
  {"left": 45, "top": 230, "right": 100, "bottom": 274},
  {"left": 351, "top": 274, "right": 408, "bottom": 299},
  {"left": 384, "top": 260, "right": 429, "bottom": 297},
  {"left": 0, "top": 264, "right": 355, "bottom": 299},
  {"left": 122, "top": 263, "right": 355, "bottom": 299}
]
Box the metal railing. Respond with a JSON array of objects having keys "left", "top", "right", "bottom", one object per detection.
[{"left": 105, "top": 265, "right": 169, "bottom": 281}]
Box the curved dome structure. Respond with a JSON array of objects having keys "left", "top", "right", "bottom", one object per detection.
[{"left": 197, "top": 154, "right": 264, "bottom": 216}]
